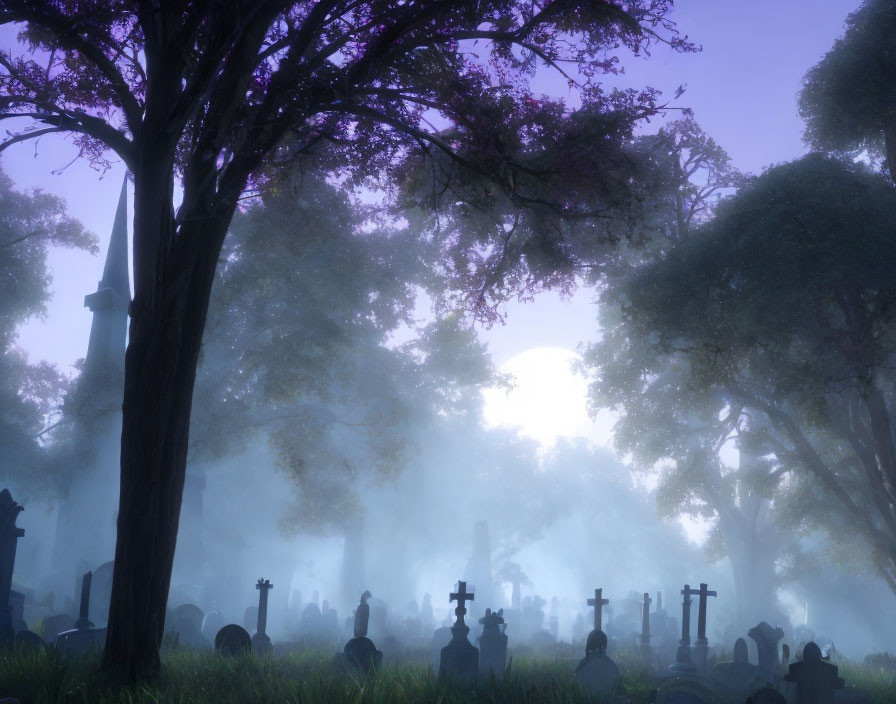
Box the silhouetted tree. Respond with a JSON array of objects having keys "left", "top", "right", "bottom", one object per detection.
[{"left": 0, "top": 1, "right": 691, "bottom": 678}]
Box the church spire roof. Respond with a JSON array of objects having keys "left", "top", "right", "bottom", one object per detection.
[{"left": 100, "top": 175, "right": 130, "bottom": 300}]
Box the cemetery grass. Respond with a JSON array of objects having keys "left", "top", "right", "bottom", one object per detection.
[{"left": 2, "top": 647, "right": 896, "bottom": 704}]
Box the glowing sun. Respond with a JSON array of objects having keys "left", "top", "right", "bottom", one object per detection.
[{"left": 482, "top": 347, "right": 611, "bottom": 447}]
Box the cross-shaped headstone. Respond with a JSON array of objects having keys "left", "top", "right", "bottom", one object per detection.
[
  {"left": 693, "top": 582, "right": 716, "bottom": 642},
  {"left": 587, "top": 588, "right": 609, "bottom": 632},
  {"left": 450, "top": 581, "right": 474, "bottom": 626},
  {"left": 255, "top": 578, "right": 273, "bottom": 637},
  {"left": 680, "top": 584, "right": 700, "bottom": 645}
]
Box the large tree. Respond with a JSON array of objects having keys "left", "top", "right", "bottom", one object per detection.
[
  {"left": 0, "top": 0, "right": 691, "bottom": 678},
  {"left": 799, "top": 0, "right": 896, "bottom": 178},
  {"left": 0, "top": 164, "right": 95, "bottom": 496},
  {"left": 589, "top": 155, "right": 896, "bottom": 608}
]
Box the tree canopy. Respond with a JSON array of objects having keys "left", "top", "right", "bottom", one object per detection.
[{"left": 800, "top": 0, "right": 896, "bottom": 178}]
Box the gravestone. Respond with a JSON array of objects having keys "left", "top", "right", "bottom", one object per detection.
[
  {"left": 439, "top": 581, "right": 478, "bottom": 682},
  {"left": 14, "top": 630, "right": 45, "bottom": 653},
  {"left": 709, "top": 637, "right": 766, "bottom": 698},
  {"left": 90, "top": 561, "right": 114, "bottom": 625},
  {"left": 670, "top": 584, "right": 698, "bottom": 675},
  {"left": 748, "top": 621, "right": 784, "bottom": 682},
  {"left": 201, "top": 609, "right": 224, "bottom": 644},
  {"left": 244, "top": 605, "right": 259, "bottom": 634},
  {"left": 639, "top": 592, "right": 652, "bottom": 663},
  {"left": 783, "top": 641, "right": 844, "bottom": 704},
  {"left": 252, "top": 578, "right": 273, "bottom": 656},
  {"left": 478, "top": 608, "right": 507, "bottom": 680},
  {"left": 574, "top": 629, "right": 621, "bottom": 698},
  {"left": 654, "top": 677, "right": 720, "bottom": 704},
  {"left": 215, "top": 624, "right": 251, "bottom": 656},
  {"left": 343, "top": 590, "right": 382, "bottom": 672},
  {"left": 0, "top": 489, "right": 25, "bottom": 647},
  {"left": 55, "top": 571, "right": 106, "bottom": 657},
  {"left": 431, "top": 627, "right": 452, "bottom": 675},
  {"left": 587, "top": 587, "right": 609, "bottom": 634},
  {"left": 8, "top": 591, "right": 26, "bottom": 634},
  {"left": 41, "top": 613, "right": 74, "bottom": 641},
  {"left": 691, "top": 583, "right": 716, "bottom": 674},
  {"left": 747, "top": 687, "right": 787, "bottom": 704},
  {"left": 167, "top": 603, "right": 208, "bottom": 648}
]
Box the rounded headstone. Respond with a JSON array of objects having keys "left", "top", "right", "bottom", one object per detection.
[
  {"left": 215, "top": 624, "right": 251, "bottom": 656},
  {"left": 803, "top": 641, "right": 822, "bottom": 662},
  {"left": 344, "top": 636, "right": 381, "bottom": 672},
  {"left": 202, "top": 610, "right": 224, "bottom": 643},
  {"left": 14, "top": 630, "right": 46, "bottom": 653},
  {"left": 734, "top": 637, "right": 749, "bottom": 663},
  {"left": 172, "top": 603, "right": 204, "bottom": 630},
  {"left": 41, "top": 614, "right": 75, "bottom": 641},
  {"left": 243, "top": 606, "right": 259, "bottom": 633},
  {"left": 747, "top": 687, "right": 787, "bottom": 704}
]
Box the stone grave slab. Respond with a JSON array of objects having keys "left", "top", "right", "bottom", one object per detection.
[
  {"left": 708, "top": 636, "right": 766, "bottom": 698},
  {"left": 14, "top": 630, "right": 45, "bottom": 653},
  {"left": 215, "top": 624, "right": 251, "bottom": 656},
  {"left": 783, "top": 641, "right": 844, "bottom": 704},
  {"left": 654, "top": 677, "right": 721, "bottom": 704},
  {"left": 478, "top": 608, "right": 507, "bottom": 680},
  {"left": 55, "top": 626, "right": 107, "bottom": 657}
]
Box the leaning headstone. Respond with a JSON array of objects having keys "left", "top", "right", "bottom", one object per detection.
[
  {"left": 215, "top": 624, "right": 251, "bottom": 656},
  {"left": 749, "top": 621, "right": 784, "bottom": 682},
  {"left": 252, "top": 578, "right": 273, "bottom": 657},
  {"left": 574, "top": 629, "right": 621, "bottom": 698},
  {"left": 439, "top": 581, "right": 478, "bottom": 682},
  {"left": 343, "top": 590, "right": 382, "bottom": 672},
  {"left": 90, "top": 561, "right": 114, "bottom": 625},
  {"left": 55, "top": 571, "right": 106, "bottom": 657},
  {"left": 0, "top": 490, "right": 25, "bottom": 647},
  {"left": 709, "top": 637, "right": 766, "bottom": 699},
  {"left": 783, "top": 641, "right": 844, "bottom": 704},
  {"left": 478, "top": 608, "right": 507, "bottom": 680}
]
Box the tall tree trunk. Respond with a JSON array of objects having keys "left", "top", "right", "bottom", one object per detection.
[{"left": 102, "top": 154, "right": 230, "bottom": 680}]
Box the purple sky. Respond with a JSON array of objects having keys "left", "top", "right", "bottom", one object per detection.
[{"left": 4, "top": 1, "right": 860, "bottom": 371}]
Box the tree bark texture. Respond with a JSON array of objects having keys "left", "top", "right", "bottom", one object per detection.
[{"left": 102, "top": 149, "right": 231, "bottom": 680}]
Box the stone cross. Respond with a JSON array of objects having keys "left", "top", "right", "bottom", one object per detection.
[
  {"left": 693, "top": 582, "right": 716, "bottom": 644},
  {"left": 670, "top": 584, "right": 699, "bottom": 674},
  {"left": 587, "top": 588, "right": 609, "bottom": 632},
  {"left": 354, "top": 590, "right": 371, "bottom": 637},
  {"left": 450, "top": 581, "right": 474, "bottom": 627},
  {"left": 74, "top": 571, "right": 95, "bottom": 630},
  {"left": 691, "top": 582, "right": 716, "bottom": 673},
  {"left": 0, "top": 489, "right": 24, "bottom": 645},
  {"left": 255, "top": 578, "right": 273, "bottom": 637},
  {"left": 640, "top": 592, "right": 652, "bottom": 649}
]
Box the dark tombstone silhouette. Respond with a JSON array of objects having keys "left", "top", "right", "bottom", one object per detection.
[
  {"left": 215, "top": 624, "right": 251, "bottom": 656},
  {"left": 55, "top": 571, "right": 106, "bottom": 657},
  {"left": 431, "top": 626, "right": 452, "bottom": 675},
  {"left": 640, "top": 592, "right": 652, "bottom": 663},
  {"left": 41, "top": 613, "right": 74, "bottom": 642},
  {"left": 14, "top": 630, "right": 45, "bottom": 653},
  {"left": 90, "top": 560, "right": 114, "bottom": 625},
  {"left": 691, "top": 583, "right": 716, "bottom": 674},
  {"left": 252, "top": 578, "right": 273, "bottom": 656},
  {"left": 783, "top": 641, "right": 844, "bottom": 704},
  {"left": 343, "top": 590, "right": 382, "bottom": 672},
  {"left": 0, "top": 489, "right": 25, "bottom": 647},
  {"left": 574, "top": 628, "right": 621, "bottom": 698},
  {"left": 747, "top": 687, "right": 787, "bottom": 704},
  {"left": 709, "top": 637, "right": 766, "bottom": 699},
  {"left": 439, "top": 581, "right": 478, "bottom": 682},
  {"left": 670, "top": 584, "right": 699, "bottom": 675},
  {"left": 748, "top": 621, "right": 784, "bottom": 682},
  {"left": 477, "top": 608, "right": 507, "bottom": 680}
]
